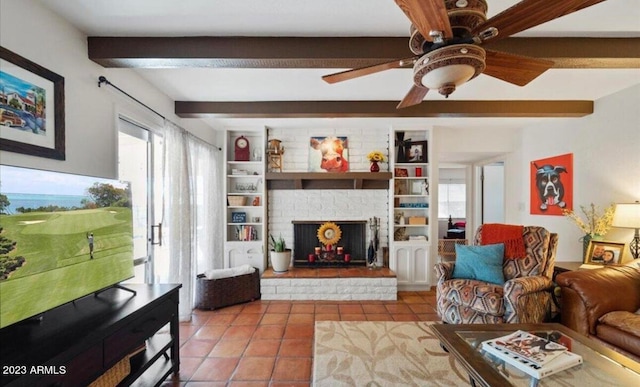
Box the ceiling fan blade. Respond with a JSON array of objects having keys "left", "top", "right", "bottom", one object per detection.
[
  {"left": 396, "top": 85, "right": 429, "bottom": 109},
  {"left": 394, "top": 0, "right": 453, "bottom": 41},
  {"left": 473, "top": 0, "right": 606, "bottom": 43},
  {"left": 483, "top": 50, "right": 555, "bottom": 86},
  {"left": 322, "top": 56, "right": 418, "bottom": 84}
]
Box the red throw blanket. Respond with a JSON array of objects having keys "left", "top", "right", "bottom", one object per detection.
[{"left": 481, "top": 224, "right": 526, "bottom": 259}]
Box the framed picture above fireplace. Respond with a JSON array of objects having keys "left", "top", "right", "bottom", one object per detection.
[{"left": 309, "top": 136, "right": 349, "bottom": 172}]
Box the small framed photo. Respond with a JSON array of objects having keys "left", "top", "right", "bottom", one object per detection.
[
  {"left": 410, "top": 180, "right": 423, "bottom": 195},
  {"left": 405, "top": 140, "right": 428, "bottom": 163},
  {"left": 585, "top": 240, "right": 625, "bottom": 265}
]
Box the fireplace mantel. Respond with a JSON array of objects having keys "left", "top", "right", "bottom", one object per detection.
[{"left": 266, "top": 172, "right": 391, "bottom": 190}]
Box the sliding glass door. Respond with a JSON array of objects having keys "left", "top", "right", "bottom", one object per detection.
[{"left": 118, "top": 117, "right": 163, "bottom": 283}]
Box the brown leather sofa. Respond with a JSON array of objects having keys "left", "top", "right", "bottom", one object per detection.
[{"left": 556, "top": 265, "right": 640, "bottom": 361}]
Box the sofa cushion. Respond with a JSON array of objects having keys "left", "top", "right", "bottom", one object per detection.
[
  {"left": 452, "top": 243, "right": 505, "bottom": 285},
  {"left": 599, "top": 311, "right": 640, "bottom": 337},
  {"left": 595, "top": 323, "right": 640, "bottom": 360}
]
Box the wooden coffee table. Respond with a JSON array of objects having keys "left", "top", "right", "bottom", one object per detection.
[{"left": 431, "top": 323, "right": 640, "bottom": 387}]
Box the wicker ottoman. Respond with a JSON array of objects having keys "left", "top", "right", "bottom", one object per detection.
[{"left": 195, "top": 268, "right": 261, "bottom": 310}]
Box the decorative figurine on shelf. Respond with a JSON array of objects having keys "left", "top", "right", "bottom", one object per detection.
[
  {"left": 422, "top": 178, "right": 429, "bottom": 195},
  {"left": 267, "top": 139, "right": 285, "bottom": 172},
  {"left": 234, "top": 136, "right": 250, "bottom": 161},
  {"left": 395, "top": 132, "right": 411, "bottom": 163},
  {"left": 252, "top": 148, "right": 262, "bottom": 161}
]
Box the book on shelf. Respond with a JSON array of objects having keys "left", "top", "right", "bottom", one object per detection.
[
  {"left": 481, "top": 330, "right": 583, "bottom": 379},
  {"left": 235, "top": 225, "right": 258, "bottom": 241}
]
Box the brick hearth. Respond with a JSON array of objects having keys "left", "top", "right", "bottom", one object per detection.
[{"left": 260, "top": 267, "right": 397, "bottom": 301}]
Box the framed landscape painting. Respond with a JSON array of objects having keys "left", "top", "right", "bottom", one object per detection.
[{"left": 0, "top": 46, "right": 65, "bottom": 160}]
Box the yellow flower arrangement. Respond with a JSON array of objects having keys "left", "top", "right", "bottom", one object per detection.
[
  {"left": 562, "top": 203, "right": 615, "bottom": 236},
  {"left": 367, "top": 151, "right": 387, "bottom": 163}
]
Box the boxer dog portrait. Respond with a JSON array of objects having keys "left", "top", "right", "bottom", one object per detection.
[{"left": 533, "top": 163, "right": 567, "bottom": 211}]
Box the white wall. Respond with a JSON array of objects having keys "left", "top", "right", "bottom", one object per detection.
[
  {"left": 0, "top": 0, "right": 215, "bottom": 179},
  {"left": 482, "top": 163, "right": 505, "bottom": 224},
  {"left": 430, "top": 88, "right": 640, "bottom": 264},
  {"left": 267, "top": 126, "right": 389, "bottom": 256},
  {"left": 515, "top": 84, "right": 640, "bottom": 262}
]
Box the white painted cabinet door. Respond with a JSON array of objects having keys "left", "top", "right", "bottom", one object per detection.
[
  {"left": 225, "top": 242, "right": 265, "bottom": 272},
  {"left": 391, "top": 243, "right": 429, "bottom": 289}
]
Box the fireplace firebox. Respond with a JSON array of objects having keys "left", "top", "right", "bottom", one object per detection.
[{"left": 292, "top": 221, "right": 367, "bottom": 267}]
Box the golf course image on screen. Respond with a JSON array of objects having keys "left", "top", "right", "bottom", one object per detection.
[{"left": 0, "top": 165, "right": 134, "bottom": 328}]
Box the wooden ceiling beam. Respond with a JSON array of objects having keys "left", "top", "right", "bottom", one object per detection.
[
  {"left": 88, "top": 37, "right": 640, "bottom": 69},
  {"left": 174, "top": 100, "right": 593, "bottom": 118}
]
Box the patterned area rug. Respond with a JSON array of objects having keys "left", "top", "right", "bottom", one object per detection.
[
  {"left": 313, "top": 321, "right": 637, "bottom": 387},
  {"left": 313, "top": 321, "right": 468, "bottom": 386}
]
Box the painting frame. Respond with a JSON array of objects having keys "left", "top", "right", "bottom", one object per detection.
[
  {"left": 0, "top": 46, "right": 65, "bottom": 160},
  {"left": 584, "top": 240, "right": 626, "bottom": 265},
  {"left": 530, "top": 153, "right": 573, "bottom": 216},
  {"left": 405, "top": 140, "right": 428, "bottom": 163},
  {"left": 308, "top": 136, "right": 349, "bottom": 173}
]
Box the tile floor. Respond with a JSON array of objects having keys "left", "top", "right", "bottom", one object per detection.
[{"left": 161, "top": 290, "right": 439, "bottom": 386}]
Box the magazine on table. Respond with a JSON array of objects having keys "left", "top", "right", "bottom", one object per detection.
[
  {"left": 482, "top": 342, "right": 583, "bottom": 379},
  {"left": 484, "top": 330, "right": 568, "bottom": 366},
  {"left": 481, "top": 330, "right": 583, "bottom": 379}
]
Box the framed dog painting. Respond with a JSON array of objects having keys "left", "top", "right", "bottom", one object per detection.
[{"left": 530, "top": 153, "right": 573, "bottom": 216}]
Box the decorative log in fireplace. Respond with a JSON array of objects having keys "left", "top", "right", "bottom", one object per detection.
[{"left": 293, "top": 221, "right": 367, "bottom": 267}]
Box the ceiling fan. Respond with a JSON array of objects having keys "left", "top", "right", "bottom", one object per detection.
[{"left": 322, "top": 0, "right": 607, "bottom": 109}]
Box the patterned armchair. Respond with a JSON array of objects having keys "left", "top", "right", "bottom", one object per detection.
[{"left": 435, "top": 225, "right": 558, "bottom": 324}]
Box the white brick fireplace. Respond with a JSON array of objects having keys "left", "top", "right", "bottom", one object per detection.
[
  {"left": 266, "top": 127, "right": 390, "bottom": 261},
  {"left": 263, "top": 126, "right": 396, "bottom": 300}
]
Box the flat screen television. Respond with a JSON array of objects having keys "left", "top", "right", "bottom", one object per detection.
[{"left": 0, "top": 165, "right": 134, "bottom": 329}]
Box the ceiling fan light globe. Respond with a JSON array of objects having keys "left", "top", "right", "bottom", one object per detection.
[
  {"left": 413, "top": 44, "right": 486, "bottom": 95},
  {"left": 421, "top": 64, "right": 476, "bottom": 89}
]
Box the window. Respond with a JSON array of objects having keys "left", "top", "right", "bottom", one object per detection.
[{"left": 439, "top": 182, "right": 466, "bottom": 218}]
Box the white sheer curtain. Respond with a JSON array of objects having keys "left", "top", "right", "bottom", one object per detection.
[
  {"left": 159, "top": 120, "right": 222, "bottom": 321},
  {"left": 188, "top": 136, "right": 223, "bottom": 274}
]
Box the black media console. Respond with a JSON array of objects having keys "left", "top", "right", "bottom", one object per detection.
[{"left": 0, "top": 283, "right": 181, "bottom": 386}]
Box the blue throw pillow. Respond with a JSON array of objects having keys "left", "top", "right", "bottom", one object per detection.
[{"left": 452, "top": 243, "right": 505, "bottom": 285}]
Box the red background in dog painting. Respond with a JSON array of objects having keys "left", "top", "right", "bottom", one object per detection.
[{"left": 530, "top": 153, "right": 573, "bottom": 216}]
